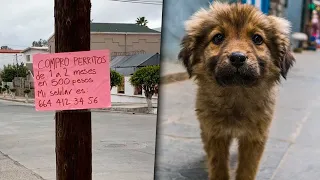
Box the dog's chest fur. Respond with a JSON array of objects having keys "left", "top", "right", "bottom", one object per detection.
[{"left": 195, "top": 82, "right": 278, "bottom": 139}]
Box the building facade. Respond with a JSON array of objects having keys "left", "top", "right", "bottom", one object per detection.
[
  {"left": 47, "top": 23, "right": 161, "bottom": 57},
  {"left": 21, "top": 47, "right": 49, "bottom": 75},
  {"left": 0, "top": 49, "right": 25, "bottom": 69}
]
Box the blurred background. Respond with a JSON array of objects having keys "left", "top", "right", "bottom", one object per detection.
[{"left": 161, "top": 0, "right": 319, "bottom": 63}]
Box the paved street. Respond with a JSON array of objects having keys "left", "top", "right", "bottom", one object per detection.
[
  {"left": 155, "top": 51, "right": 320, "bottom": 180},
  {"left": 0, "top": 100, "right": 156, "bottom": 180}
]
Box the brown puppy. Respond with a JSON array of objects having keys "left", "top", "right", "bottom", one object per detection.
[{"left": 178, "top": 2, "right": 295, "bottom": 180}]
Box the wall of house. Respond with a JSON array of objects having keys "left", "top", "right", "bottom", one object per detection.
[
  {"left": 23, "top": 49, "right": 49, "bottom": 63},
  {"left": 124, "top": 76, "right": 134, "bottom": 96},
  {"left": 285, "top": 0, "right": 304, "bottom": 33},
  {"left": 109, "top": 76, "right": 158, "bottom": 104},
  {"left": 111, "top": 94, "right": 158, "bottom": 104},
  {"left": 0, "top": 53, "right": 25, "bottom": 68},
  {"left": 161, "top": 0, "right": 210, "bottom": 62},
  {"left": 48, "top": 33, "right": 161, "bottom": 55}
]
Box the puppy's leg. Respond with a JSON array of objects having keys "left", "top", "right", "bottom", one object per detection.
[
  {"left": 236, "top": 137, "right": 266, "bottom": 180},
  {"left": 206, "top": 136, "right": 232, "bottom": 180}
]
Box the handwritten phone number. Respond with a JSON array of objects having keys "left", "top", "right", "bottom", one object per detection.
[{"left": 38, "top": 97, "right": 98, "bottom": 107}]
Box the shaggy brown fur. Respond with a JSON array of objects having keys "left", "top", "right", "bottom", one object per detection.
[{"left": 178, "top": 2, "right": 295, "bottom": 180}]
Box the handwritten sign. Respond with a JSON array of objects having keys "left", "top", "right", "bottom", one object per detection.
[{"left": 33, "top": 50, "right": 111, "bottom": 111}]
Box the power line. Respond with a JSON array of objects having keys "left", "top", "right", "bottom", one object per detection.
[
  {"left": 106, "top": 0, "right": 162, "bottom": 5},
  {"left": 0, "top": 54, "right": 23, "bottom": 59}
]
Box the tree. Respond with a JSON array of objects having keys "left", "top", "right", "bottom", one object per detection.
[
  {"left": 0, "top": 63, "right": 29, "bottom": 82},
  {"left": 130, "top": 65, "right": 160, "bottom": 110},
  {"left": 1, "top": 46, "right": 12, "bottom": 50},
  {"left": 135, "top": 16, "right": 148, "bottom": 27},
  {"left": 1, "top": 65, "right": 16, "bottom": 82},
  {"left": 16, "top": 62, "right": 29, "bottom": 77},
  {"left": 32, "top": 39, "right": 48, "bottom": 47},
  {"left": 110, "top": 70, "right": 123, "bottom": 90}
]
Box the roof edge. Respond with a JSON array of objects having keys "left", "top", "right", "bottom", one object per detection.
[
  {"left": 21, "top": 47, "right": 48, "bottom": 53},
  {"left": 48, "top": 31, "right": 161, "bottom": 40},
  {"left": 136, "top": 53, "right": 160, "bottom": 67}
]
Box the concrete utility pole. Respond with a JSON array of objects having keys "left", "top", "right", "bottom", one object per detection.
[
  {"left": 15, "top": 54, "right": 18, "bottom": 78},
  {"left": 54, "top": 0, "right": 92, "bottom": 180},
  {"left": 15, "top": 54, "right": 18, "bottom": 65}
]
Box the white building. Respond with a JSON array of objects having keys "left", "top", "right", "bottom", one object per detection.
[
  {"left": 0, "top": 49, "right": 25, "bottom": 69},
  {"left": 21, "top": 47, "right": 49, "bottom": 76}
]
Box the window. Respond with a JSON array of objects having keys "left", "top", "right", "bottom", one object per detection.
[{"left": 26, "top": 55, "right": 31, "bottom": 62}]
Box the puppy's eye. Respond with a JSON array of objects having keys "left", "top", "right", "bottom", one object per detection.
[
  {"left": 252, "top": 34, "right": 263, "bottom": 45},
  {"left": 212, "top": 33, "right": 224, "bottom": 45}
]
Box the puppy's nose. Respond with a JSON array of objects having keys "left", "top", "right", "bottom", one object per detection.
[{"left": 229, "top": 52, "right": 247, "bottom": 68}]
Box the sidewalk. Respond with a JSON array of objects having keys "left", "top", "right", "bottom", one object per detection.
[
  {"left": 0, "top": 152, "right": 43, "bottom": 180},
  {"left": 160, "top": 61, "right": 189, "bottom": 84},
  {"left": 0, "top": 96, "right": 157, "bottom": 114}
]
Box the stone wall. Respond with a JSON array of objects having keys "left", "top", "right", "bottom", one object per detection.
[{"left": 12, "top": 77, "right": 35, "bottom": 98}]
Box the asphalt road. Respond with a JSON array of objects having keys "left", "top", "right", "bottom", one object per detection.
[
  {"left": 0, "top": 100, "right": 156, "bottom": 180},
  {"left": 155, "top": 51, "right": 320, "bottom": 180}
]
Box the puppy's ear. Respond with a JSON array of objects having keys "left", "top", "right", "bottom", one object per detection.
[
  {"left": 280, "top": 51, "right": 295, "bottom": 79},
  {"left": 268, "top": 16, "right": 295, "bottom": 79},
  {"left": 178, "top": 35, "right": 195, "bottom": 77}
]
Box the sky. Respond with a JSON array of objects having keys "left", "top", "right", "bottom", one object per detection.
[{"left": 0, "top": 0, "right": 163, "bottom": 68}]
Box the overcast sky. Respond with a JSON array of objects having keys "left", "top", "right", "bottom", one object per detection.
[
  {"left": 0, "top": 0, "right": 162, "bottom": 49},
  {"left": 0, "top": 0, "right": 162, "bottom": 68}
]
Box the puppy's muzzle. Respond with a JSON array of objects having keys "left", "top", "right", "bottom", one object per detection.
[{"left": 229, "top": 52, "right": 247, "bottom": 68}]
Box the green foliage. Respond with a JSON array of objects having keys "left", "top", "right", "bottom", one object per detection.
[
  {"left": 0, "top": 46, "right": 11, "bottom": 50},
  {"left": 1, "top": 88, "right": 6, "bottom": 92},
  {"left": 4, "top": 85, "right": 9, "bottom": 90},
  {"left": 24, "top": 89, "right": 31, "bottom": 94},
  {"left": 135, "top": 17, "right": 148, "bottom": 27},
  {"left": 10, "top": 88, "right": 16, "bottom": 93},
  {"left": 130, "top": 65, "right": 160, "bottom": 99},
  {"left": 1, "top": 63, "right": 29, "bottom": 82},
  {"left": 110, "top": 70, "right": 123, "bottom": 90}
]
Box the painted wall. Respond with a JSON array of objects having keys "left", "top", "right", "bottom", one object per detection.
[
  {"left": 111, "top": 94, "right": 158, "bottom": 104},
  {"left": 110, "top": 76, "right": 158, "bottom": 104},
  {"left": 23, "top": 49, "right": 48, "bottom": 63},
  {"left": 285, "top": 0, "right": 304, "bottom": 33},
  {"left": 124, "top": 76, "right": 134, "bottom": 96},
  {"left": 161, "top": 0, "right": 210, "bottom": 62},
  {"left": 48, "top": 33, "right": 161, "bottom": 55},
  {"left": 0, "top": 53, "right": 25, "bottom": 69}
]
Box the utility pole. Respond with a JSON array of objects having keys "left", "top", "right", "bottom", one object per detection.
[
  {"left": 54, "top": 0, "right": 92, "bottom": 180},
  {"left": 15, "top": 54, "right": 18, "bottom": 79},
  {"left": 15, "top": 54, "right": 18, "bottom": 65}
]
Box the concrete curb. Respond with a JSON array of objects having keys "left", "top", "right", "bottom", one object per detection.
[
  {"left": 160, "top": 72, "right": 189, "bottom": 85},
  {"left": 0, "top": 97, "right": 157, "bottom": 115},
  {"left": 0, "top": 97, "right": 34, "bottom": 104}
]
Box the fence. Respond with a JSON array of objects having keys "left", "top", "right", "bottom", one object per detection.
[{"left": 12, "top": 77, "right": 35, "bottom": 98}]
